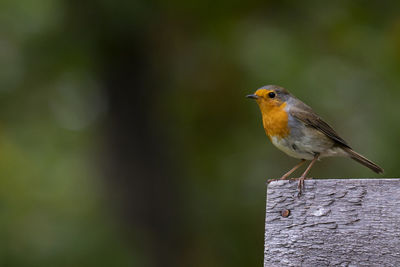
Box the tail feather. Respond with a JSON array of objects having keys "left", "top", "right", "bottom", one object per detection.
[{"left": 343, "top": 147, "right": 384, "bottom": 174}]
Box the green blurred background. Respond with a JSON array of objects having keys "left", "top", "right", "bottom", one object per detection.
[{"left": 0, "top": 0, "right": 399, "bottom": 266}]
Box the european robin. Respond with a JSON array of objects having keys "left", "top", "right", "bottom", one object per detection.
[{"left": 247, "top": 85, "right": 383, "bottom": 195}]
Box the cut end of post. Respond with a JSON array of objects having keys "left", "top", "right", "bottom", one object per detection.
[{"left": 264, "top": 178, "right": 400, "bottom": 266}]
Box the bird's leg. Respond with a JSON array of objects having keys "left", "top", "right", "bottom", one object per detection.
[
  {"left": 280, "top": 159, "right": 306, "bottom": 180},
  {"left": 298, "top": 154, "right": 320, "bottom": 196},
  {"left": 267, "top": 159, "right": 306, "bottom": 184}
]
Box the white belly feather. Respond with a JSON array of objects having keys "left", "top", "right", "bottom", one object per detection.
[{"left": 270, "top": 132, "right": 347, "bottom": 160}]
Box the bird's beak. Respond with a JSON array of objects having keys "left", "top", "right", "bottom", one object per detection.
[{"left": 246, "top": 94, "right": 259, "bottom": 99}]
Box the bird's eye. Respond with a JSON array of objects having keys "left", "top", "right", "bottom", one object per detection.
[{"left": 268, "top": 92, "right": 276, "bottom": 98}]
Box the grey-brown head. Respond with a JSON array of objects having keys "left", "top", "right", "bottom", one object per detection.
[{"left": 246, "top": 85, "right": 291, "bottom": 102}]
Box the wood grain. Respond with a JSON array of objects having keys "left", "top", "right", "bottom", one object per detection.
[{"left": 264, "top": 179, "right": 400, "bottom": 267}]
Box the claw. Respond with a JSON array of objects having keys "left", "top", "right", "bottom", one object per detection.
[
  {"left": 297, "top": 177, "right": 304, "bottom": 196},
  {"left": 286, "top": 177, "right": 313, "bottom": 197},
  {"left": 297, "top": 177, "right": 313, "bottom": 197}
]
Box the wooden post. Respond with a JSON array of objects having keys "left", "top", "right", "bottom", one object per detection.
[{"left": 264, "top": 179, "right": 400, "bottom": 267}]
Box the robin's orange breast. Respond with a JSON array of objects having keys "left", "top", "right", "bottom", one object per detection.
[{"left": 260, "top": 102, "right": 290, "bottom": 139}]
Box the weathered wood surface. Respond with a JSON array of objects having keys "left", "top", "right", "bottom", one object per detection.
[{"left": 265, "top": 179, "right": 400, "bottom": 267}]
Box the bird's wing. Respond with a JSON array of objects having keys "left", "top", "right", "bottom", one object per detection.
[{"left": 290, "top": 109, "right": 351, "bottom": 148}]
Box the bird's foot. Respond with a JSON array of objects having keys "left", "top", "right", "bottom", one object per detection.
[{"left": 288, "top": 177, "right": 313, "bottom": 197}]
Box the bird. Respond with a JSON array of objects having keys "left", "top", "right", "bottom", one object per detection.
[{"left": 246, "top": 85, "right": 383, "bottom": 195}]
